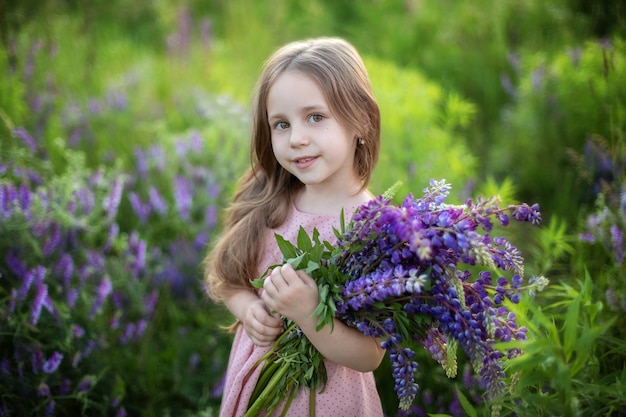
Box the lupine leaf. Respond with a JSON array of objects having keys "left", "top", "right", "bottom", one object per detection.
[
  {"left": 297, "top": 226, "right": 312, "bottom": 252},
  {"left": 275, "top": 232, "right": 298, "bottom": 259}
]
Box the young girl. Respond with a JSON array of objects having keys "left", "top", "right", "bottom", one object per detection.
[{"left": 204, "top": 37, "right": 384, "bottom": 417}]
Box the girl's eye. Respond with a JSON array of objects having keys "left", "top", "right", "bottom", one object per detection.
[
  {"left": 308, "top": 114, "right": 323, "bottom": 123},
  {"left": 275, "top": 121, "right": 290, "bottom": 130}
]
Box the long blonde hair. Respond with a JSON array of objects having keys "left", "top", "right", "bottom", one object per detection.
[{"left": 203, "top": 37, "right": 380, "bottom": 301}]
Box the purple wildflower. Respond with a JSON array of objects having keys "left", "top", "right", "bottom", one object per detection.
[
  {"left": 42, "top": 352, "right": 63, "bottom": 374},
  {"left": 75, "top": 187, "right": 95, "bottom": 214},
  {"left": 72, "top": 324, "right": 85, "bottom": 338},
  {"left": 128, "top": 191, "right": 152, "bottom": 223},
  {"left": 6, "top": 250, "right": 28, "bottom": 278},
  {"left": 120, "top": 322, "right": 136, "bottom": 344},
  {"left": 37, "top": 382, "right": 50, "bottom": 396},
  {"left": 103, "top": 222, "right": 120, "bottom": 252},
  {"left": 45, "top": 400, "right": 55, "bottom": 417},
  {"left": 30, "top": 282, "right": 49, "bottom": 326},
  {"left": 90, "top": 277, "right": 113, "bottom": 318},
  {"left": 53, "top": 253, "right": 74, "bottom": 286},
  {"left": 18, "top": 183, "right": 31, "bottom": 211},
  {"left": 135, "top": 319, "right": 148, "bottom": 341},
  {"left": 12, "top": 127, "right": 37, "bottom": 152},
  {"left": 18, "top": 267, "right": 36, "bottom": 300},
  {"left": 103, "top": 177, "right": 124, "bottom": 220},
  {"left": 174, "top": 175, "right": 192, "bottom": 220},
  {"left": 59, "top": 378, "right": 72, "bottom": 395},
  {"left": 148, "top": 186, "right": 168, "bottom": 215},
  {"left": 77, "top": 375, "right": 94, "bottom": 392},
  {"left": 610, "top": 225, "right": 624, "bottom": 264},
  {"left": 42, "top": 222, "right": 63, "bottom": 256},
  {"left": 31, "top": 346, "right": 44, "bottom": 374},
  {"left": 66, "top": 288, "right": 79, "bottom": 308}
]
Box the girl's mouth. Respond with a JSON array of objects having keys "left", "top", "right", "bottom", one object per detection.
[{"left": 294, "top": 156, "right": 317, "bottom": 169}]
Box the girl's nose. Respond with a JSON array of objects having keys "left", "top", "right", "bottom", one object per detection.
[{"left": 289, "top": 125, "right": 309, "bottom": 147}]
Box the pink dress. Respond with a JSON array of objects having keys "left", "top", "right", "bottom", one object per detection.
[{"left": 219, "top": 204, "right": 384, "bottom": 417}]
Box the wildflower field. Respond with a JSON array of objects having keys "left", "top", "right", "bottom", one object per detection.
[{"left": 1, "top": 1, "right": 625, "bottom": 416}]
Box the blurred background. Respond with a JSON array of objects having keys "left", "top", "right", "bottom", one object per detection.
[{"left": 1, "top": 1, "right": 624, "bottom": 416}]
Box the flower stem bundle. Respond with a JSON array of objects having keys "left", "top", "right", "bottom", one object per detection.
[{"left": 247, "top": 179, "right": 547, "bottom": 415}]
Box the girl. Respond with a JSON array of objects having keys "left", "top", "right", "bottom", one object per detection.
[{"left": 204, "top": 37, "right": 384, "bottom": 417}]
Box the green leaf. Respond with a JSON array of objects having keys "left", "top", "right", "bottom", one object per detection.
[
  {"left": 286, "top": 253, "right": 307, "bottom": 269},
  {"left": 454, "top": 385, "right": 478, "bottom": 417},
  {"left": 275, "top": 233, "right": 298, "bottom": 259},
  {"left": 562, "top": 292, "right": 580, "bottom": 362},
  {"left": 297, "top": 226, "right": 313, "bottom": 251}
]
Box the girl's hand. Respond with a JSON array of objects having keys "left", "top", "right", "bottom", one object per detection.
[
  {"left": 261, "top": 263, "right": 319, "bottom": 325},
  {"left": 242, "top": 298, "right": 283, "bottom": 347}
]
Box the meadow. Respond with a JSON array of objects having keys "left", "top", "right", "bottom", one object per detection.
[{"left": 1, "top": 1, "right": 625, "bottom": 416}]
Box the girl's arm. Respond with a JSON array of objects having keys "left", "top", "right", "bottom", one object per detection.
[
  {"left": 261, "top": 263, "right": 385, "bottom": 372},
  {"left": 224, "top": 289, "right": 283, "bottom": 347}
]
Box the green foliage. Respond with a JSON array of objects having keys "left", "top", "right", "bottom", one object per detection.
[
  {"left": 493, "top": 37, "right": 626, "bottom": 224},
  {"left": 498, "top": 273, "right": 623, "bottom": 416},
  {"left": 367, "top": 58, "right": 477, "bottom": 197}
]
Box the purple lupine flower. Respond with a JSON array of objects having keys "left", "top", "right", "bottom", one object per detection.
[
  {"left": 148, "top": 145, "right": 167, "bottom": 172},
  {"left": 204, "top": 205, "right": 217, "bottom": 228},
  {"left": 42, "top": 352, "right": 63, "bottom": 374},
  {"left": 30, "top": 282, "right": 49, "bottom": 325},
  {"left": 143, "top": 290, "right": 159, "bottom": 316},
  {"left": 18, "top": 267, "right": 36, "bottom": 300},
  {"left": 120, "top": 322, "right": 136, "bottom": 345},
  {"left": 12, "top": 127, "right": 37, "bottom": 152},
  {"left": 6, "top": 289, "right": 18, "bottom": 317},
  {"left": 126, "top": 232, "right": 147, "bottom": 277},
  {"left": 174, "top": 175, "right": 192, "bottom": 220},
  {"left": 134, "top": 319, "right": 148, "bottom": 341},
  {"left": 75, "top": 187, "right": 95, "bottom": 214},
  {"left": 77, "top": 375, "right": 94, "bottom": 392},
  {"left": 53, "top": 254, "right": 74, "bottom": 286},
  {"left": 610, "top": 225, "right": 624, "bottom": 264},
  {"left": 71, "top": 324, "right": 85, "bottom": 338},
  {"left": 17, "top": 183, "right": 31, "bottom": 211},
  {"left": 115, "top": 408, "right": 127, "bottom": 417},
  {"left": 66, "top": 288, "right": 79, "bottom": 308},
  {"left": 31, "top": 346, "right": 44, "bottom": 374},
  {"left": 59, "top": 378, "right": 71, "bottom": 395},
  {"left": 37, "top": 382, "right": 50, "bottom": 396},
  {"left": 45, "top": 399, "right": 55, "bottom": 417},
  {"left": 42, "top": 222, "right": 63, "bottom": 256},
  {"left": 103, "top": 222, "right": 120, "bottom": 252},
  {"left": 6, "top": 250, "right": 28, "bottom": 278},
  {"left": 103, "top": 177, "right": 124, "bottom": 220},
  {"left": 128, "top": 191, "right": 152, "bottom": 223},
  {"left": 148, "top": 186, "right": 168, "bottom": 215},
  {"left": 89, "top": 277, "right": 112, "bottom": 318},
  {"left": 110, "top": 310, "right": 121, "bottom": 329},
  {"left": 134, "top": 148, "right": 149, "bottom": 176}
]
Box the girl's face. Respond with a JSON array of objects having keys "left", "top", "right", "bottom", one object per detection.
[{"left": 267, "top": 71, "right": 360, "bottom": 195}]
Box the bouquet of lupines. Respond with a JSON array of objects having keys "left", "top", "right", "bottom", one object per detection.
[{"left": 247, "top": 180, "right": 547, "bottom": 417}]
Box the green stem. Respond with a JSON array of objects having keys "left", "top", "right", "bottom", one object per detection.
[
  {"left": 309, "top": 388, "right": 316, "bottom": 417},
  {"left": 249, "top": 359, "right": 281, "bottom": 402},
  {"left": 244, "top": 362, "right": 290, "bottom": 417},
  {"left": 279, "top": 386, "right": 297, "bottom": 417}
]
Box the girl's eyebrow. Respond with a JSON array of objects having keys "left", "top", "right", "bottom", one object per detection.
[{"left": 268, "top": 105, "right": 329, "bottom": 121}]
